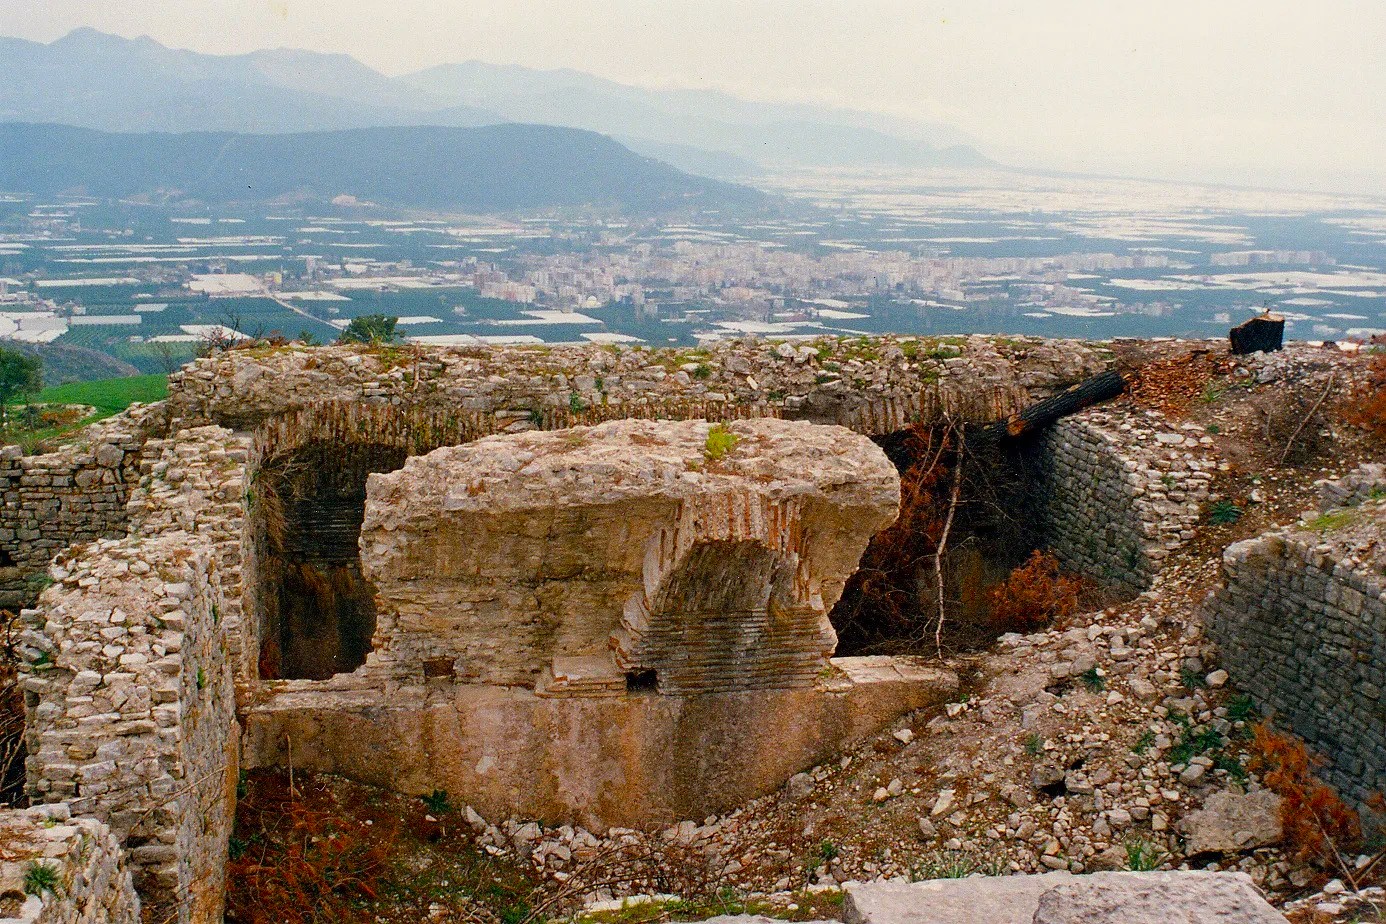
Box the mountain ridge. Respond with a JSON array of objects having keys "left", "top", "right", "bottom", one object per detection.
[
  {"left": 0, "top": 122, "right": 769, "bottom": 214},
  {"left": 0, "top": 29, "right": 991, "bottom": 172}
]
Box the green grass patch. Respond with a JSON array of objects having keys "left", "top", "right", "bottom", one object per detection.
[
  {"left": 32, "top": 374, "right": 168, "bottom": 417},
  {"left": 1305, "top": 510, "right": 1358, "bottom": 532}
]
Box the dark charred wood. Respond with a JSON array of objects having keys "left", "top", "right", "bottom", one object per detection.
[
  {"left": 1230, "top": 315, "right": 1285, "bottom": 355},
  {"left": 976, "top": 369, "right": 1127, "bottom": 443}
]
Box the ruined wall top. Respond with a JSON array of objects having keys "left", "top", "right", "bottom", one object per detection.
[{"left": 164, "top": 335, "right": 1112, "bottom": 436}]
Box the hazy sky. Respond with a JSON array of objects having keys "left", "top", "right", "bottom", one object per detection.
[{"left": 4, "top": 0, "right": 1384, "bottom": 194}]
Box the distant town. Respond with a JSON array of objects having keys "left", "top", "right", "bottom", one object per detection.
[{"left": 3, "top": 168, "right": 1386, "bottom": 375}]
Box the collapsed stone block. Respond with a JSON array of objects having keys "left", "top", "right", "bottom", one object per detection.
[{"left": 360, "top": 417, "right": 901, "bottom": 694}]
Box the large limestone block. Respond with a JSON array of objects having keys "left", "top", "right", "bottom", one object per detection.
[
  {"left": 843, "top": 872, "right": 1286, "bottom": 924},
  {"left": 845, "top": 874, "right": 1071, "bottom": 924},
  {"left": 1179, "top": 790, "right": 1283, "bottom": 855},
  {"left": 361, "top": 418, "right": 899, "bottom": 691},
  {"left": 1032, "top": 871, "right": 1287, "bottom": 924}
]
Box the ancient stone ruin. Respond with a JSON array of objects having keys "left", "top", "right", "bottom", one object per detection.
[{"left": 0, "top": 336, "right": 1373, "bottom": 921}]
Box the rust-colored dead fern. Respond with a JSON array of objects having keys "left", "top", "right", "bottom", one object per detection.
[
  {"left": 227, "top": 775, "right": 396, "bottom": 924},
  {"left": 1249, "top": 723, "right": 1361, "bottom": 872},
  {"left": 831, "top": 423, "right": 952, "bottom": 651},
  {"left": 987, "top": 550, "right": 1082, "bottom": 633},
  {"left": 1343, "top": 353, "right": 1386, "bottom": 441}
]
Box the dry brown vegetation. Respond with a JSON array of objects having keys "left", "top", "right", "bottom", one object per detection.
[
  {"left": 1343, "top": 353, "right": 1386, "bottom": 442},
  {"left": 1249, "top": 723, "right": 1385, "bottom": 889},
  {"left": 986, "top": 550, "right": 1084, "bottom": 634}
]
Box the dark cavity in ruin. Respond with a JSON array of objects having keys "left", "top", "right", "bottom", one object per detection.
[
  {"left": 829, "top": 422, "right": 1082, "bottom": 657},
  {"left": 255, "top": 441, "right": 408, "bottom": 680}
]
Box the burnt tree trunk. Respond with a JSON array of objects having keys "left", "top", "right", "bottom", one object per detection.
[
  {"left": 1230, "top": 315, "right": 1285, "bottom": 354},
  {"left": 980, "top": 369, "right": 1127, "bottom": 442}
]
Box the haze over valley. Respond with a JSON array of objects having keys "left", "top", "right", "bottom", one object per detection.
[{"left": 1, "top": 21, "right": 1384, "bottom": 380}]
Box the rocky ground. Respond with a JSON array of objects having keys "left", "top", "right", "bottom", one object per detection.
[{"left": 227, "top": 341, "right": 1386, "bottom": 924}]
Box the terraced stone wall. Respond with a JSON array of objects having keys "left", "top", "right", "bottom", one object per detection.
[
  {"left": 20, "top": 426, "right": 246, "bottom": 924},
  {"left": 0, "top": 803, "right": 140, "bottom": 924}
]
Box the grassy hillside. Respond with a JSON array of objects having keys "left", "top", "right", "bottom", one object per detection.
[
  {"left": 33, "top": 374, "right": 168, "bottom": 417},
  {"left": 7, "top": 342, "right": 142, "bottom": 386}
]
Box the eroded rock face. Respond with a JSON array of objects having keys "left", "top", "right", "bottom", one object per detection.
[{"left": 360, "top": 418, "right": 900, "bottom": 693}]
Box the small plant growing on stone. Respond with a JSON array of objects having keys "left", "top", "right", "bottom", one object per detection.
[
  {"left": 1180, "top": 666, "right": 1206, "bottom": 690},
  {"left": 196, "top": 667, "right": 206, "bottom": 691},
  {"left": 1024, "top": 733, "right": 1043, "bottom": 757},
  {"left": 692, "top": 363, "right": 712, "bottom": 380},
  {"left": 568, "top": 392, "right": 587, "bottom": 414},
  {"left": 1080, "top": 667, "right": 1105, "bottom": 692},
  {"left": 421, "top": 789, "right": 453, "bottom": 815},
  {"left": 910, "top": 849, "right": 978, "bottom": 880},
  {"left": 1213, "top": 752, "right": 1248, "bottom": 781},
  {"left": 23, "top": 861, "right": 60, "bottom": 897},
  {"left": 1123, "top": 837, "right": 1166, "bottom": 871},
  {"left": 703, "top": 424, "right": 739, "bottom": 462},
  {"left": 1226, "top": 694, "right": 1257, "bottom": 722},
  {"left": 1167, "top": 725, "right": 1222, "bottom": 765},
  {"left": 1206, "top": 423, "right": 1221, "bottom": 435},
  {"left": 1207, "top": 500, "right": 1242, "bottom": 525},
  {"left": 1132, "top": 729, "right": 1155, "bottom": 755},
  {"left": 337, "top": 314, "right": 399, "bottom": 345}
]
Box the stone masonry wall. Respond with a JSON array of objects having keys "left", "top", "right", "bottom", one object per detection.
[
  {"left": 1205, "top": 487, "right": 1386, "bottom": 811},
  {"left": 20, "top": 426, "right": 246, "bottom": 924},
  {"left": 0, "top": 803, "right": 140, "bottom": 923},
  {"left": 165, "top": 337, "right": 1111, "bottom": 436},
  {"left": 1035, "top": 408, "right": 1214, "bottom": 593},
  {"left": 0, "top": 410, "right": 157, "bottom": 610}
]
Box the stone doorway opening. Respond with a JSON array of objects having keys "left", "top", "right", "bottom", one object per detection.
[{"left": 254, "top": 441, "right": 408, "bottom": 680}]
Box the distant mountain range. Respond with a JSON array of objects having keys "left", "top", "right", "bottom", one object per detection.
[
  {"left": 0, "top": 28, "right": 990, "bottom": 176},
  {"left": 0, "top": 122, "right": 767, "bottom": 214}
]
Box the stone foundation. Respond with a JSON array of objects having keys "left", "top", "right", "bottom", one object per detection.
[
  {"left": 7, "top": 338, "right": 1223, "bottom": 912},
  {"left": 241, "top": 656, "right": 957, "bottom": 828}
]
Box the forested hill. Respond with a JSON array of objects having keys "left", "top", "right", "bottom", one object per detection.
[{"left": 0, "top": 122, "right": 769, "bottom": 214}]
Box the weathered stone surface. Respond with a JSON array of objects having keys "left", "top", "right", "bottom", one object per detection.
[
  {"left": 845, "top": 874, "right": 1074, "bottom": 924},
  {"left": 361, "top": 417, "right": 900, "bottom": 692},
  {"left": 242, "top": 656, "right": 957, "bottom": 828},
  {"left": 22, "top": 427, "right": 246, "bottom": 924},
  {"left": 1179, "top": 790, "right": 1283, "bottom": 855},
  {"left": 1037, "top": 409, "right": 1213, "bottom": 593},
  {"left": 844, "top": 872, "right": 1286, "bottom": 924},
  {"left": 1033, "top": 871, "right": 1287, "bottom": 923}
]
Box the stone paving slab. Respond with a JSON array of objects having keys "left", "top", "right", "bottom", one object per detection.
[{"left": 843, "top": 871, "right": 1288, "bottom": 924}]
